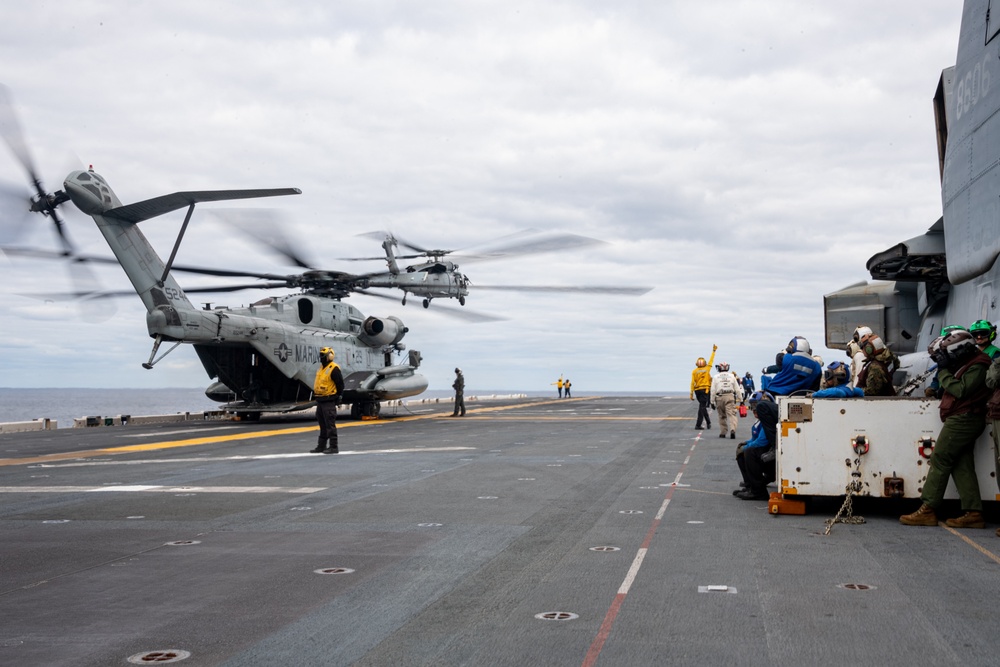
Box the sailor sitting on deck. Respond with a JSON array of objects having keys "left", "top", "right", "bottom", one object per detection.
[{"left": 734, "top": 391, "right": 778, "bottom": 501}]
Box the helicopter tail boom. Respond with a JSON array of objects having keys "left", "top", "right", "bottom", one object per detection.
[{"left": 63, "top": 169, "right": 301, "bottom": 321}]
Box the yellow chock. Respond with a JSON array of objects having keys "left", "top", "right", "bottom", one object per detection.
[{"left": 768, "top": 491, "right": 806, "bottom": 516}]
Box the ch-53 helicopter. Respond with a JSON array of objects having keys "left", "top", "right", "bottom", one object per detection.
[
  {"left": 0, "top": 85, "right": 425, "bottom": 420},
  {"left": 821, "top": 0, "right": 999, "bottom": 381}
]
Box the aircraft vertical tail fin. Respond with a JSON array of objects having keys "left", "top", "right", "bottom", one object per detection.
[{"left": 63, "top": 169, "right": 300, "bottom": 315}]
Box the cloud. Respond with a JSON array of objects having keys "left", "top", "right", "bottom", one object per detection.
[{"left": 0, "top": 1, "right": 962, "bottom": 393}]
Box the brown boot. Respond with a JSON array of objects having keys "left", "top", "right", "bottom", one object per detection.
[
  {"left": 945, "top": 511, "right": 985, "bottom": 529},
  {"left": 900, "top": 504, "right": 938, "bottom": 526}
]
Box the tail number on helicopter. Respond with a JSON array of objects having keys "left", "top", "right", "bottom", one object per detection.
[
  {"left": 162, "top": 286, "right": 185, "bottom": 302},
  {"left": 956, "top": 54, "right": 991, "bottom": 120}
]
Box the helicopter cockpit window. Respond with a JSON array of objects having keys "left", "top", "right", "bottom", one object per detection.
[
  {"left": 297, "top": 298, "right": 314, "bottom": 324},
  {"left": 77, "top": 172, "right": 91, "bottom": 181}
]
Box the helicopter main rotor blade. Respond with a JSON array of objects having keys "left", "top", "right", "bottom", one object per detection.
[
  {"left": 0, "top": 245, "right": 308, "bottom": 285},
  {"left": 25, "top": 281, "right": 294, "bottom": 301},
  {"left": 167, "top": 262, "right": 293, "bottom": 281},
  {"left": 356, "top": 230, "right": 455, "bottom": 258},
  {"left": 0, "top": 245, "right": 109, "bottom": 262},
  {"left": 179, "top": 282, "right": 293, "bottom": 294},
  {"left": 455, "top": 233, "right": 606, "bottom": 262},
  {"left": 354, "top": 229, "right": 608, "bottom": 263},
  {"left": 205, "top": 209, "right": 313, "bottom": 269},
  {"left": 473, "top": 285, "right": 653, "bottom": 295},
  {"left": 355, "top": 287, "right": 507, "bottom": 323}
]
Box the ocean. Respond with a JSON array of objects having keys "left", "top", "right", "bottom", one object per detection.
[
  {"left": 0, "top": 388, "right": 221, "bottom": 429},
  {"left": 0, "top": 388, "right": 679, "bottom": 429}
]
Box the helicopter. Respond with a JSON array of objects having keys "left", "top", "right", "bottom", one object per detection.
[
  {"left": 821, "top": 0, "right": 998, "bottom": 386},
  {"left": 358, "top": 233, "right": 470, "bottom": 308},
  {"left": 0, "top": 86, "right": 426, "bottom": 420},
  {"left": 338, "top": 230, "right": 652, "bottom": 308}
]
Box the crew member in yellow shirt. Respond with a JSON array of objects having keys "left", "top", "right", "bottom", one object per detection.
[
  {"left": 312, "top": 347, "right": 345, "bottom": 453},
  {"left": 690, "top": 344, "right": 717, "bottom": 430}
]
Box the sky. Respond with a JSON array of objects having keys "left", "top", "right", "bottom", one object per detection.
[{"left": 0, "top": 1, "right": 964, "bottom": 394}]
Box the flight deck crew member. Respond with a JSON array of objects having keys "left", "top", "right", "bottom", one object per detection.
[
  {"left": 766, "top": 337, "right": 822, "bottom": 395},
  {"left": 856, "top": 333, "right": 899, "bottom": 396},
  {"left": 848, "top": 326, "right": 873, "bottom": 388},
  {"left": 564, "top": 379, "right": 571, "bottom": 398},
  {"left": 311, "top": 347, "right": 345, "bottom": 454},
  {"left": 553, "top": 376, "right": 564, "bottom": 398},
  {"left": 970, "top": 320, "right": 1000, "bottom": 359},
  {"left": 901, "top": 330, "right": 991, "bottom": 529},
  {"left": 710, "top": 362, "right": 743, "bottom": 439},
  {"left": 452, "top": 367, "right": 466, "bottom": 417},
  {"left": 735, "top": 392, "right": 778, "bottom": 500},
  {"left": 690, "top": 344, "right": 717, "bottom": 430},
  {"left": 984, "top": 353, "right": 1000, "bottom": 526}
]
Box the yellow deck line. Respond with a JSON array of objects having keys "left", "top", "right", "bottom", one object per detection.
[
  {"left": 940, "top": 524, "right": 1000, "bottom": 565},
  {"left": 0, "top": 396, "right": 687, "bottom": 467}
]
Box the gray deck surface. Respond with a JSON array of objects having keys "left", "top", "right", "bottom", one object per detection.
[{"left": 0, "top": 396, "right": 997, "bottom": 666}]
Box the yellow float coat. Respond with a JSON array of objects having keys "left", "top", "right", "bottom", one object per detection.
[{"left": 689, "top": 347, "right": 717, "bottom": 396}]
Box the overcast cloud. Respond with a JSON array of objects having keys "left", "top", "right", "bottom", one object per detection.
[{"left": 0, "top": 1, "right": 962, "bottom": 393}]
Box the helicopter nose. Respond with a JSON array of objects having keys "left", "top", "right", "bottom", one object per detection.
[{"left": 63, "top": 169, "right": 112, "bottom": 214}]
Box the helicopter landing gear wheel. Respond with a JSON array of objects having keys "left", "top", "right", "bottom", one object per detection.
[
  {"left": 459, "top": 296, "right": 465, "bottom": 306},
  {"left": 422, "top": 299, "right": 430, "bottom": 308},
  {"left": 401, "top": 295, "right": 407, "bottom": 306},
  {"left": 350, "top": 401, "right": 381, "bottom": 419}
]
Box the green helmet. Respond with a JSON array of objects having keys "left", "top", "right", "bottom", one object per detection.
[
  {"left": 939, "top": 324, "right": 966, "bottom": 337},
  {"left": 969, "top": 319, "right": 997, "bottom": 343}
]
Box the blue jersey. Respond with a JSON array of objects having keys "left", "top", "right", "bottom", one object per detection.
[
  {"left": 744, "top": 400, "right": 778, "bottom": 449},
  {"left": 766, "top": 352, "right": 822, "bottom": 395}
]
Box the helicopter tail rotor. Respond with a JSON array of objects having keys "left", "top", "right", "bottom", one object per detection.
[
  {"left": 0, "top": 84, "right": 109, "bottom": 307},
  {"left": 0, "top": 85, "right": 75, "bottom": 255}
]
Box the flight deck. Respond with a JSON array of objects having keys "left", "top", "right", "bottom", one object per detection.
[{"left": 1, "top": 395, "right": 998, "bottom": 666}]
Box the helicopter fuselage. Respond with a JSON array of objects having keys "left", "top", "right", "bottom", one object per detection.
[{"left": 366, "top": 260, "right": 470, "bottom": 306}]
